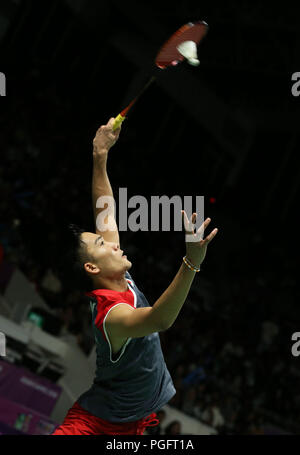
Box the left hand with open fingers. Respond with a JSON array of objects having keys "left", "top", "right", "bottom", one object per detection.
[{"left": 182, "top": 210, "right": 218, "bottom": 269}]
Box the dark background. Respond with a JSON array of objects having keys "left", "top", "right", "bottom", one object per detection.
[{"left": 0, "top": 0, "right": 300, "bottom": 434}]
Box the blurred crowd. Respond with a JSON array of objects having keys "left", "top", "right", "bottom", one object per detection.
[{"left": 0, "top": 68, "right": 299, "bottom": 435}]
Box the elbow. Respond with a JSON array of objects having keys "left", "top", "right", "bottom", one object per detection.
[
  {"left": 159, "top": 320, "right": 172, "bottom": 332},
  {"left": 150, "top": 308, "right": 172, "bottom": 332}
]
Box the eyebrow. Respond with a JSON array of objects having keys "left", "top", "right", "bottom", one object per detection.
[{"left": 94, "top": 235, "right": 103, "bottom": 245}]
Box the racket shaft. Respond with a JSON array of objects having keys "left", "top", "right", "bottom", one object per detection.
[{"left": 113, "top": 76, "right": 156, "bottom": 131}]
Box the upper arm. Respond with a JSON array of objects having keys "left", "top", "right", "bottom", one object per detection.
[{"left": 105, "top": 304, "right": 166, "bottom": 339}]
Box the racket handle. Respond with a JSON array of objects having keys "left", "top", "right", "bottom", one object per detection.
[{"left": 113, "top": 114, "right": 126, "bottom": 131}]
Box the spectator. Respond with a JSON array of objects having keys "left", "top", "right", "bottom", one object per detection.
[
  {"left": 182, "top": 386, "right": 197, "bottom": 416},
  {"left": 164, "top": 420, "right": 182, "bottom": 435},
  {"left": 201, "top": 398, "right": 225, "bottom": 432}
]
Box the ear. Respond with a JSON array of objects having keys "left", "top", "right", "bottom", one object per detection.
[{"left": 84, "top": 262, "right": 101, "bottom": 275}]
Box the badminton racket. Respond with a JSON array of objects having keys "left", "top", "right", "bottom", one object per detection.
[{"left": 113, "top": 20, "right": 209, "bottom": 131}]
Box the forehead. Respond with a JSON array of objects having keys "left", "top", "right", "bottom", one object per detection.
[{"left": 81, "top": 231, "right": 99, "bottom": 245}]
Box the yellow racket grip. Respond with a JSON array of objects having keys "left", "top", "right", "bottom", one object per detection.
[{"left": 113, "top": 114, "right": 125, "bottom": 131}]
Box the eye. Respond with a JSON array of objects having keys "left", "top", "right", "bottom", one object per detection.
[{"left": 101, "top": 240, "right": 104, "bottom": 246}]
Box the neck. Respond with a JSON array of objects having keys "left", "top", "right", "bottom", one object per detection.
[{"left": 94, "top": 273, "right": 128, "bottom": 292}]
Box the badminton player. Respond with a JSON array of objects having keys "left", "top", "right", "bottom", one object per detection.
[{"left": 51, "top": 118, "right": 218, "bottom": 435}]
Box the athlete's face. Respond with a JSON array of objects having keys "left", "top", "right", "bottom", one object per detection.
[{"left": 80, "top": 232, "right": 132, "bottom": 278}]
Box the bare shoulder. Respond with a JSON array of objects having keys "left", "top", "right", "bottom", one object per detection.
[
  {"left": 105, "top": 303, "right": 135, "bottom": 328},
  {"left": 107, "top": 303, "right": 134, "bottom": 319},
  {"left": 104, "top": 302, "right": 160, "bottom": 339},
  {"left": 104, "top": 304, "right": 134, "bottom": 354}
]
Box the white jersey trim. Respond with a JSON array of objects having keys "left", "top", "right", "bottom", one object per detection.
[{"left": 103, "top": 279, "right": 137, "bottom": 364}]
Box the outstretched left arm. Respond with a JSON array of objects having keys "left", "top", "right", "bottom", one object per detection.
[{"left": 92, "top": 117, "right": 121, "bottom": 245}]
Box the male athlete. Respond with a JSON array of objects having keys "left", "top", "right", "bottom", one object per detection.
[{"left": 51, "top": 118, "right": 218, "bottom": 435}]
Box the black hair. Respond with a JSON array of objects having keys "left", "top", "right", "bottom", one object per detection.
[{"left": 67, "top": 223, "right": 94, "bottom": 292}]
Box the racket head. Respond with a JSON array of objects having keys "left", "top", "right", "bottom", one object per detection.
[{"left": 155, "top": 21, "right": 209, "bottom": 69}]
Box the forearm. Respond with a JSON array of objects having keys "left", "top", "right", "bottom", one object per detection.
[
  {"left": 92, "top": 154, "right": 119, "bottom": 241},
  {"left": 92, "top": 156, "right": 112, "bottom": 216},
  {"left": 91, "top": 118, "right": 121, "bottom": 235},
  {"left": 151, "top": 261, "right": 197, "bottom": 330}
]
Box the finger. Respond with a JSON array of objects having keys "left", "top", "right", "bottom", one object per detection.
[
  {"left": 203, "top": 228, "right": 218, "bottom": 244},
  {"left": 108, "top": 129, "right": 121, "bottom": 141},
  {"left": 113, "top": 126, "right": 121, "bottom": 136},
  {"left": 196, "top": 217, "right": 211, "bottom": 237},
  {"left": 108, "top": 119, "right": 122, "bottom": 136},
  {"left": 107, "top": 117, "right": 115, "bottom": 128},
  {"left": 181, "top": 210, "right": 189, "bottom": 230},
  {"left": 103, "top": 119, "right": 117, "bottom": 135},
  {"left": 96, "top": 125, "right": 104, "bottom": 135},
  {"left": 181, "top": 210, "right": 193, "bottom": 234}
]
